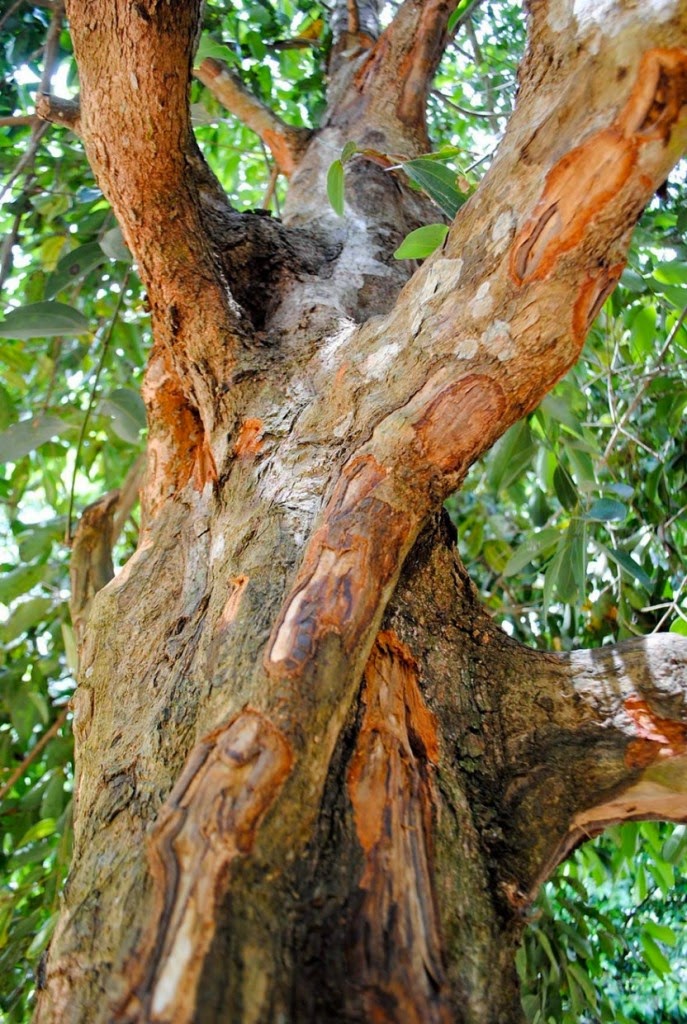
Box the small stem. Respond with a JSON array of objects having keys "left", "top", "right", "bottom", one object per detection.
[{"left": 0, "top": 707, "right": 69, "bottom": 804}]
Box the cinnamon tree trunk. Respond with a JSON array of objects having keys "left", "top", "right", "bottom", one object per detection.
[{"left": 35, "top": 1, "right": 687, "bottom": 1022}]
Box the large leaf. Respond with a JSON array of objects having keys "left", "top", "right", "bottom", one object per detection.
[
  {"left": 403, "top": 158, "right": 467, "bottom": 218},
  {"left": 0, "top": 415, "right": 71, "bottom": 463},
  {"left": 0, "top": 383, "right": 15, "bottom": 430},
  {"left": 45, "top": 243, "right": 107, "bottom": 298},
  {"left": 0, "top": 302, "right": 90, "bottom": 339},
  {"left": 0, "top": 563, "right": 50, "bottom": 605},
  {"left": 640, "top": 932, "right": 671, "bottom": 977},
  {"left": 0, "top": 596, "right": 53, "bottom": 644},
  {"left": 584, "top": 498, "right": 628, "bottom": 522},
  {"left": 194, "top": 32, "right": 240, "bottom": 66},
  {"left": 504, "top": 527, "right": 560, "bottom": 577},
  {"left": 98, "top": 387, "right": 147, "bottom": 443},
  {"left": 604, "top": 546, "right": 653, "bottom": 590},
  {"left": 393, "top": 223, "right": 449, "bottom": 260}
]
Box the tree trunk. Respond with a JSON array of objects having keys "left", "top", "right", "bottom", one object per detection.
[{"left": 36, "top": 1, "right": 687, "bottom": 1022}]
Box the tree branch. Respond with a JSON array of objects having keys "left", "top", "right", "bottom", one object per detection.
[
  {"left": 329, "top": 0, "right": 380, "bottom": 73},
  {"left": 350, "top": 0, "right": 456, "bottom": 148},
  {"left": 241, "top": 16, "right": 687, "bottom": 915},
  {"left": 496, "top": 634, "right": 687, "bottom": 904},
  {"left": 0, "top": 114, "right": 36, "bottom": 127},
  {"left": 64, "top": 0, "right": 246, "bottom": 508},
  {"left": 193, "top": 58, "right": 311, "bottom": 176},
  {"left": 36, "top": 93, "right": 81, "bottom": 134}
]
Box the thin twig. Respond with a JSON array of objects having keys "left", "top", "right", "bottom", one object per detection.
[
  {"left": 432, "top": 88, "right": 506, "bottom": 121},
  {"left": 649, "top": 576, "right": 687, "bottom": 633},
  {"left": 0, "top": 707, "right": 69, "bottom": 804},
  {"left": 448, "top": 0, "right": 485, "bottom": 39},
  {"left": 66, "top": 271, "right": 130, "bottom": 544},
  {"left": 263, "top": 162, "right": 280, "bottom": 212},
  {"left": 0, "top": 114, "right": 37, "bottom": 127}
]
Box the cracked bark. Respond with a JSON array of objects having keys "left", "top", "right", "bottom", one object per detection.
[{"left": 36, "top": 1, "right": 687, "bottom": 1022}]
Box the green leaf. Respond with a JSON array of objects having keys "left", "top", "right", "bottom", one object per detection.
[
  {"left": 0, "top": 382, "right": 15, "bottom": 430},
  {"left": 341, "top": 140, "right": 357, "bottom": 163},
  {"left": 0, "top": 302, "right": 90, "bottom": 339},
  {"left": 447, "top": 0, "right": 473, "bottom": 33},
  {"left": 532, "top": 928, "right": 559, "bottom": 981},
  {"left": 45, "top": 242, "right": 107, "bottom": 298},
  {"left": 26, "top": 912, "right": 58, "bottom": 959},
  {"left": 661, "top": 824, "right": 687, "bottom": 862},
  {"left": 15, "top": 817, "right": 57, "bottom": 848},
  {"left": 393, "top": 223, "right": 449, "bottom": 260},
  {"left": 629, "top": 305, "right": 656, "bottom": 359},
  {"left": 553, "top": 463, "right": 578, "bottom": 511},
  {"left": 0, "top": 596, "right": 53, "bottom": 643},
  {"left": 640, "top": 932, "right": 671, "bottom": 977},
  {"left": 482, "top": 538, "right": 512, "bottom": 573},
  {"left": 529, "top": 488, "right": 551, "bottom": 527},
  {"left": 521, "top": 994, "right": 540, "bottom": 1022},
  {"left": 0, "top": 562, "right": 49, "bottom": 605},
  {"left": 539, "top": 394, "right": 582, "bottom": 436},
  {"left": 245, "top": 30, "right": 266, "bottom": 59},
  {"left": 327, "top": 159, "right": 345, "bottom": 216},
  {"left": 99, "top": 226, "right": 132, "bottom": 262},
  {"left": 566, "top": 961, "right": 597, "bottom": 1009},
  {"left": 653, "top": 261, "right": 687, "bottom": 285},
  {"left": 605, "top": 547, "right": 652, "bottom": 590},
  {"left": 585, "top": 498, "right": 628, "bottom": 522},
  {"left": 194, "top": 32, "right": 239, "bottom": 66},
  {"left": 403, "top": 158, "right": 466, "bottom": 218},
  {"left": 98, "top": 387, "right": 147, "bottom": 443},
  {"left": 17, "top": 518, "right": 67, "bottom": 561},
  {"left": 643, "top": 920, "right": 677, "bottom": 946},
  {"left": 488, "top": 419, "right": 537, "bottom": 492},
  {"left": 503, "top": 527, "right": 560, "bottom": 577},
  {"left": 0, "top": 415, "right": 71, "bottom": 463}
]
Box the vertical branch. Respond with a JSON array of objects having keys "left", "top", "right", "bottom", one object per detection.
[
  {"left": 329, "top": 0, "right": 380, "bottom": 74},
  {"left": 340, "top": 0, "right": 455, "bottom": 149}
]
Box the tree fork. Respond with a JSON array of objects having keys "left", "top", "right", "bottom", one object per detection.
[{"left": 36, "top": 2, "right": 687, "bottom": 1022}]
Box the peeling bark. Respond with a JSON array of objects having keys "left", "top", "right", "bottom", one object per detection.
[
  {"left": 346, "top": 631, "right": 449, "bottom": 1024},
  {"left": 36, "top": 1, "right": 687, "bottom": 1022}
]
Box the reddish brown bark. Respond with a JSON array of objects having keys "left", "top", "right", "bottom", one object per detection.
[{"left": 34, "top": 2, "right": 687, "bottom": 1022}]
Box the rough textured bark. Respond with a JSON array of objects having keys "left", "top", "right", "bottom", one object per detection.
[{"left": 35, "top": 1, "right": 687, "bottom": 1022}]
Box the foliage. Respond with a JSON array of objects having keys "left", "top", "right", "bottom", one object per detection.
[
  {"left": 0, "top": 1, "right": 685, "bottom": 1021},
  {"left": 518, "top": 824, "right": 687, "bottom": 1023}
]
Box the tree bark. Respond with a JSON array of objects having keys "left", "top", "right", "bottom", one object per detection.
[{"left": 36, "top": 1, "right": 687, "bottom": 1022}]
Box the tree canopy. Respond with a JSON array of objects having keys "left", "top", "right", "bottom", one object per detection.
[{"left": 1, "top": 1, "right": 687, "bottom": 1022}]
